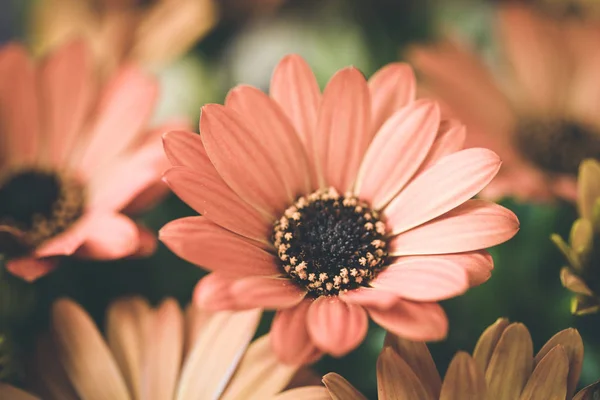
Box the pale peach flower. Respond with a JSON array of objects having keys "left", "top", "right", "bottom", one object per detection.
[
  {"left": 0, "top": 298, "right": 329, "bottom": 400},
  {"left": 408, "top": 4, "right": 600, "bottom": 201},
  {"left": 30, "top": 0, "right": 216, "bottom": 76},
  {"left": 323, "top": 320, "right": 600, "bottom": 399},
  {"left": 160, "top": 54, "right": 520, "bottom": 364},
  {"left": 0, "top": 41, "right": 183, "bottom": 281}
]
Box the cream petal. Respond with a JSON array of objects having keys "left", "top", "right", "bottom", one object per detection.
[
  {"left": 368, "top": 299, "right": 448, "bottom": 341},
  {"left": 200, "top": 104, "right": 291, "bottom": 218},
  {"left": 176, "top": 309, "right": 261, "bottom": 400},
  {"left": 269, "top": 387, "right": 332, "bottom": 400},
  {"left": 573, "top": 381, "right": 600, "bottom": 399},
  {"left": 162, "top": 130, "right": 208, "bottom": 171},
  {"left": 231, "top": 277, "right": 307, "bottom": 310},
  {"left": 106, "top": 297, "right": 152, "bottom": 400},
  {"left": 355, "top": 100, "right": 440, "bottom": 209},
  {"left": 0, "top": 384, "right": 39, "bottom": 400},
  {"left": 141, "top": 299, "right": 184, "bottom": 400},
  {"left": 226, "top": 84, "right": 313, "bottom": 194},
  {"left": 306, "top": 296, "right": 368, "bottom": 357},
  {"left": 0, "top": 43, "right": 39, "bottom": 166},
  {"left": 31, "top": 335, "right": 80, "bottom": 400},
  {"left": 160, "top": 216, "right": 279, "bottom": 276},
  {"left": 39, "top": 40, "right": 92, "bottom": 167},
  {"left": 322, "top": 373, "right": 367, "bottom": 400},
  {"left": 163, "top": 166, "right": 271, "bottom": 244},
  {"left": 270, "top": 54, "right": 321, "bottom": 182},
  {"left": 472, "top": 318, "right": 510, "bottom": 372},
  {"left": 74, "top": 66, "right": 157, "bottom": 175},
  {"left": 377, "top": 347, "right": 431, "bottom": 400},
  {"left": 339, "top": 287, "right": 399, "bottom": 310},
  {"left": 193, "top": 273, "right": 240, "bottom": 311},
  {"left": 75, "top": 213, "right": 140, "bottom": 260},
  {"left": 220, "top": 335, "right": 298, "bottom": 400},
  {"left": 371, "top": 257, "right": 469, "bottom": 302},
  {"left": 369, "top": 62, "right": 416, "bottom": 135},
  {"left": 51, "top": 299, "right": 131, "bottom": 400},
  {"left": 534, "top": 328, "right": 583, "bottom": 399},
  {"left": 577, "top": 159, "right": 600, "bottom": 219},
  {"left": 383, "top": 332, "right": 441, "bottom": 399},
  {"left": 519, "top": 346, "right": 568, "bottom": 400},
  {"left": 389, "top": 200, "right": 519, "bottom": 256},
  {"left": 316, "top": 67, "right": 371, "bottom": 192},
  {"left": 183, "top": 304, "right": 213, "bottom": 360},
  {"left": 560, "top": 268, "right": 594, "bottom": 296},
  {"left": 384, "top": 148, "right": 501, "bottom": 235},
  {"left": 485, "top": 323, "right": 533, "bottom": 400},
  {"left": 271, "top": 300, "right": 323, "bottom": 365},
  {"left": 439, "top": 352, "right": 486, "bottom": 400}
]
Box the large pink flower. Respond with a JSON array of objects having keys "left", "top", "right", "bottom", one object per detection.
[
  {"left": 408, "top": 4, "right": 600, "bottom": 201},
  {"left": 0, "top": 41, "right": 183, "bottom": 281},
  {"left": 160, "top": 54, "right": 520, "bottom": 365}
]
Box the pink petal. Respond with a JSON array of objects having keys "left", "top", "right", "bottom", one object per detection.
[
  {"left": 193, "top": 273, "right": 239, "bottom": 311},
  {"left": 74, "top": 66, "right": 158, "bottom": 175},
  {"left": 74, "top": 213, "right": 140, "bottom": 260},
  {"left": 316, "top": 67, "right": 371, "bottom": 192},
  {"left": 270, "top": 54, "right": 321, "bottom": 182},
  {"left": 384, "top": 148, "right": 501, "bottom": 235},
  {"left": 226, "top": 85, "right": 313, "bottom": 193},
  {"left": 131, "top": 224, "right": 157, "bottom": 258},
  {"left": 271, "top": 300, "right": 323, "bottom": 365},
  {"left": 38, "top": 40, "right": 92, "bottom": 167},
  {"left": 367, "top": 299, "right": 448, "bottom": 341},
  {"left": 355, "top": 100, "right": 440, "bottom": 209},
  {"left": 339, "top": 287, "right": 399, "bottom": 310},
  {"left": 6, "top": 257, "right": 58, "bottom": 282},
  {"left": 230, "top": 276, "right": 307, "bottom": 310},
  {"left": 162, "top": 130, "right": 208, "bottom": 171},
  {"left": 163, "top": 166, "right": 271, "bottom": 244},
  {"left": 368, "top": 62, "right": 416, "bottom": 135},
  {"left": 87, "top": 132, "right": 166, "bottom": 212},
  {"left": 159, "top": 216, "right": 279, "bottom": 276},
  {"left": 389, "top": 199, "right": 519, "bottom": 256},
  {"left": 434, "top": 250, "right": 494, "bottom": 287},
  {"left": 307, "top": 296, "right": 368, "bottom": 357},
  {"left": 34, "top": 214, "right": 98, "bottom": 258},
  {"left": 371, "top": 258, "right": 469, "bottom": 302},
  {"left": 0, "top": 43, "right": 39, "bottom": 165},
  {"left": 416, "top": 119, "right": 466, "bottom": 174},
  {"left": 200, "top": 104, "right": 291, "bottom": 218}
]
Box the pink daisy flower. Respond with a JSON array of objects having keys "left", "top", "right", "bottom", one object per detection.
[
  {"left": 0, "top": 41, "right": 184, "bottom": 282},
  {"left": 160, "top": 55, "right": 520, "bottom": 365}
]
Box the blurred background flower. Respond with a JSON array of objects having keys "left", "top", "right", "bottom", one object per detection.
[{"left": 1, "top": 0, "right": 600, "bottom": 398}]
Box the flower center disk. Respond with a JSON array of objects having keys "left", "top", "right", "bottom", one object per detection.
[
  {"left": 0, "top": 168, "right": 85, "bottom": 257},
  {"left": 516, "top": 118, "right": 600, "bottom": 175},
  {"left": 273, "top": 188, "right": 388, "bottom": 296}
]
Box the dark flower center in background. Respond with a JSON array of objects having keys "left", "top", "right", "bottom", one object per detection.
[
  {"left": 516, "top": 118, "right": 600, "bottom": 175},
  {"left": 0, "top": 169, "right": 85, "bottom": 258},
  {"left": 273, "top": 188, "right": 388, "bottom": 296}
]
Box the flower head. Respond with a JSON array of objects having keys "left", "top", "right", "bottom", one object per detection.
[
  {"left": 0, "top": 297, "right": 327, "bottom": 400},
  {"left": 30, "top": 0, "right": 217, "bottom": 76},
  {"left": 0, "top": 41, "right": 182, "bottom": 281},
  {"left": 408, "top": 4, "right": 600, "bottom": 201},
  {"left": 553, "top": 159, "right": 600, "bottom": 315},
  {"left": 160, "top": 55, "right": 519, "bottom": 364},
  {"left": 323, "top": 319, "right": 600, "bottom": 399}
]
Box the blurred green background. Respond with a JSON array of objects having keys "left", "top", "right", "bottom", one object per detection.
[{"left": 1, "top": 0, "right": 599, "bottom": 397}]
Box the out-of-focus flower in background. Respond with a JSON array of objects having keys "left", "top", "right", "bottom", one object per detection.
[
  {"left": 0, "top": 41, "right": 186, "bottom": 282},
  {"left": 409, "top": 4, "right": 600, "bottom": 202},
  {"left": 553, "top": 159, "right": 600, "bottom": 315},
  {"left": 323, "top": 318, "right": 599, "bottom": 399},
  {"left": 29, "top": 0, "right": 217, "bottom": 77},
  {"left": 0, "top": 297, "right": 327, "bottom": 400},
  {"left": 160, "top": 54, "right": 519, "bottom": 365}
]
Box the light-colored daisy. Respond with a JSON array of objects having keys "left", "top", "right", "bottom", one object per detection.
[
  {"left": 30, "top": 0, "right": 216, "bottom": 76},
  {"left": 0, "top": 297, "right": 330, "bottom": 400},
  {"left": 0, "top": 41, "right": 184, "bottom": 281},
  {"left": 553, "top": 158, "right": 600, "bottom": 315},
  {"left": 408, "top": 4, "right": 600, "bottom": 201},
  {"left": 160, "top": 54, "right": 520, "bottom": 364},
  {"left": 323, "top": 319, "right": 600, "bottom": 399}
]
